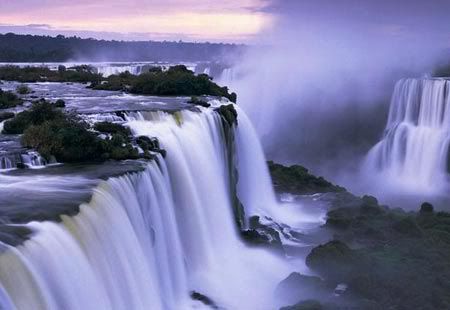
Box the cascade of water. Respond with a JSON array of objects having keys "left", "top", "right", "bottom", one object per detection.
[
  {"left": 365, "top": 78, "right": 450, "bottom": 191},
  {"left": 0, "top": 151, "right": 53, "bottom": 171},
  {"left": 95, "top": 65, "right": 142, "bottom": 77},
  {"left": 0, "top": 107, "right": 290, "bottom": 310}
]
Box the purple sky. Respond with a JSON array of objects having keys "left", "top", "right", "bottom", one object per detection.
[{"left": 1, "top": 0, "right": 450, "bottom": 44}]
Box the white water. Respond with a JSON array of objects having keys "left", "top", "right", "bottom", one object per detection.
[
  {"left": 365, "top": 78, "right": 450, "bottom": 192},
  {"left": 0, "top": 107, "right": 293, "bottom": 309},
  {"left": 217, "top": 68, "right": 235, "bottom": 87},
  {"left": 0, "top": 151, "right": 53, "bottom": 171},
  {"left": 0, "top": 62, "right": 198, "bottom": 77}
]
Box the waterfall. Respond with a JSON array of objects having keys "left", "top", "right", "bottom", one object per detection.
[
  {"left": 0, "top": 107, "right": 290, "bottom": 309},
  {"left": 365, "top": 78, "right": 450, "bottom": 191},
  {"left": 218, "top": 68, "right": 235, "bottom": 87},
  {"left": 0, "top": 151, "right": 53, "bottom": 171}
]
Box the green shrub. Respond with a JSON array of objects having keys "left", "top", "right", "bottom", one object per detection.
[
  {"left": 94, "top": 65, "right": 237, "bottom": 101},
  {"left": 16, "top": 84, "right": 31, "bottom": 94},
  {"left": 54, "top": 99, "right": 66, "bottom": 108},
  {"left": 94, "top": 122, "right": 131, "bottom": 137},
  {"left": 3, "top": 100, "right": 65, "bottom": 134},
  {"left": 0, "top": 89, "right": 23, "bottom": 109},
  {"left": 22, "top": 119, "right": 101, "bottom": 162}
]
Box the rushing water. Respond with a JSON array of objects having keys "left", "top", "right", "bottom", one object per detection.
[
  {"left": 0, "top": 104, "right": 299, "bottom": 309},
  {"left": 365, "top": 78, "right": 450, "bottom": 193}
]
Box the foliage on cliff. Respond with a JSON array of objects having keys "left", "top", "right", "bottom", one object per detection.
[{"left": 268, "top": 161, "right": 346, "bottom": 194}]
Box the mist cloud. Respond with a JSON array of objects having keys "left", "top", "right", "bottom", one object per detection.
[{"left": 232, "top": 0, "right": 450, "bottom": 174}]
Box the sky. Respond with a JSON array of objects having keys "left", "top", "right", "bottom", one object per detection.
[
  {"left": 0, "top": 0, "right": 274, "bottom": 42},
  {"left": 1, "top": 0, "right": 450, "bottom": 44}
]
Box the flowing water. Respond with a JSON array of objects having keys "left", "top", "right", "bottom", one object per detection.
[
  {"left": 365, "top": 78, "right": 450, "bottom": 194},
  {"left": 0, "top": 87, "right": 313, "bottom": 309}
]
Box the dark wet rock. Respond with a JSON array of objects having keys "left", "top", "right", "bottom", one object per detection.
[
  {"left": 0, "top": 225, "right": 33, "bottom": 247},
  {"left": 94, "top": 121, "right": 131, "bottom": 138},
  {"left": 215, "top": 104, "right": 238, "bottom": 127},
  {"left": 16, "top": 162, "right": 27, "bottom": 169},
  {"left": 190, "top": 291, "right": 218, "bottom": 309},
  {"left": 54, "top": 99, "right": 66, "bottom": 107},
  {"left": 306, "top": 240, "right": 358, "bottom": 283},
  {"left": 136, "top": 136, "right": 166, "bottom": 158},
  {"left": 187, "top": 96, "right": 210, "bottom": 108},
  {"left": 276, "top": 273, "right": 328, "bottom": 305},
  {"left": 241, "top": 215, "right": 284, "bottom": 253},
  {"left": 0, "top": 111, "right": 14, "bottom": 122}
]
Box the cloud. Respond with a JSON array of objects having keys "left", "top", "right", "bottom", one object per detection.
[{"left": 0, "top": 0, "right": 273, "bottom": 42}]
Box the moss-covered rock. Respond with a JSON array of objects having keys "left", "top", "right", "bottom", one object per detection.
[
  {"left": 268, "top": 161, "right": 346, "bottom": 194},
  {"left": 276, "top": 273, "right": 328, "bottom": 305},
  {"left": 215, "top": 104, "right": 238, "bottom": 127},
  {"left": 187, "top": 96, "right": 210, "bottom": 107},
  {"left": 306, "top": 240, "right": 358, "bottom": 282}
]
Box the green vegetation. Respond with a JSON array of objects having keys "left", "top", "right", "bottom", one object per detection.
[
  {"left": 2, "top": 100, "right": 163, "bottom": 163},
  {"left": 15, "top": 84, "right": 32, "bottom": 94},
  {"left": 268, "top": 161, "right": 346, "bottom": 194},
  {"left": 302, "top": 200, "right": 450, "bottom": 310},
  {"left": 0, "top": 33, "right": 241, "bottom": 62},
  {"left": 93, "top": 65, "right": 237, "bottom": 102},
  {"left": 0, "top": 89, "right": 23, "bottom": 109},
  {"left": 0, "top": 65, "right": 237, "bottom": 102},
  {"left": 270, "top": 162, "right": 450, "bottom": 309},
  {"left": 0, "top": 65, "right": 102, "bottom": 83},
  {"left": 94, "top": 121, "right": 131, "bottom": 137},
  {"left": 3, "top": 99, "right": 65, "bottom": 134},
  {"left": 22, "top": 118, "right": 103, "bottom": 162}
]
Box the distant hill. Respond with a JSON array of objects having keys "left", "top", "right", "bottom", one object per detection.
[{"left": 0, "top": 33, "right": 243, "bottom": 62}]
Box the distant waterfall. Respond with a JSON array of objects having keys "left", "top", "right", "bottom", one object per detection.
[
  {"left": 0, "top": 108, "right": 288, "bottom": 310},
  {"left": 365, "top": 78, "right": 450, "bottom": 190},
  {"left": 95, "top": 65, "right": 143, "bottom": 76},
  {"left": 217, "top": 68, "right": 235, "bottom": 87}
]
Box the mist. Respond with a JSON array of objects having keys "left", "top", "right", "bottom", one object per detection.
[{"left": 230, "top": 0, "right": 450, "bottom": 182}]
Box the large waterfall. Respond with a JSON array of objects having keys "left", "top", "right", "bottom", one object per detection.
[
  {"left": 0, "top": 107, "right": 290, "bottom": 310},
  {"left": 365, "top": 78, "right": 450, "bottom": 191}
]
